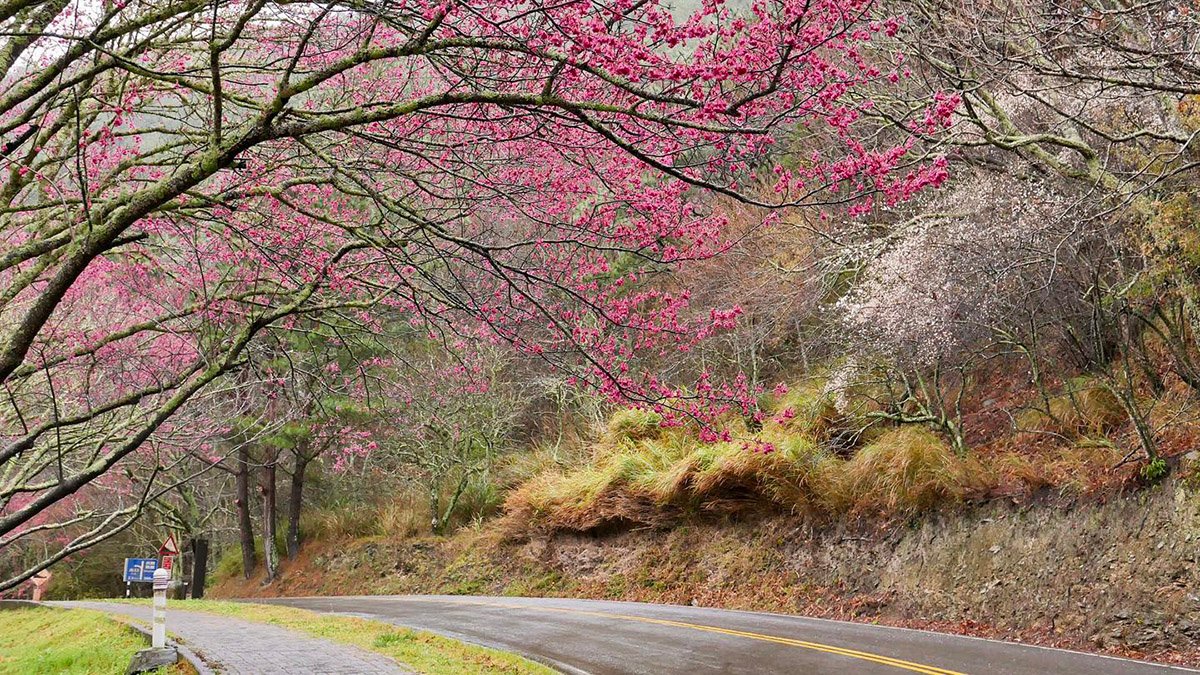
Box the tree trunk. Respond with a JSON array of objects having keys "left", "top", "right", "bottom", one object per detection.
[
  {"left": 286, "top": 453, "right": 309, "bottom": 561},
  {"left": 235, "top": 445, "right": 255, "bottom": 580},
  {"left": 260, "top": 450, "right": 279, "bottom": 584}
]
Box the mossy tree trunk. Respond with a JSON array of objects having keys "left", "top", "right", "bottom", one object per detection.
[
  {"left": 286, "top": 451, "right": 310, "bottom": 561},
  {"left": 236, "top": 445, "right": 255, "bottom": 581},
  {"left": 260, "top": 448, "right": 280, "bottom": 584}
]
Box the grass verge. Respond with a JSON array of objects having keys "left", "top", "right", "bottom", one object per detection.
[
  {"left": 135, "top": 599, "right": 554, "bottom": 675},
  {"left": 0, "top": 605, "right": 182, "bottom": 675}
]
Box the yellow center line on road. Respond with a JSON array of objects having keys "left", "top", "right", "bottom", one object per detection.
[{"left": 408, "top": 597, "right": 968, "bottom": 675}]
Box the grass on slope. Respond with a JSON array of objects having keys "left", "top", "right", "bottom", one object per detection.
[
  {"left": 503, "top": 383, "right": 972, "bottom": 532},
  {"left": 0, "top": 606, "right": 182, "bottom": 675},
  {"left": 501, "top": 374, "right": 1147, "bottom": 534},
  {"left": 151, "top": 599, "right": 554, "bottom": 675}
]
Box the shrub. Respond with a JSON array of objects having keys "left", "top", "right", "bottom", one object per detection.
[
  {"left": 1139, "top": 456, "right": 1169, "bottom": 484},
  {"left": 212, "top": 545, "right": 254, "bottom": 582}
]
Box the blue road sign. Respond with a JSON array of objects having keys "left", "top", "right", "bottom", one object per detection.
[{"left": 123, "top": 557, "right": 158, "bottom": 583}]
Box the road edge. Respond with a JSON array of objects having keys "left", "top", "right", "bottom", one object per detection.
[{"left": 260, "top": 594, "right": 1200, "bottom": 673}]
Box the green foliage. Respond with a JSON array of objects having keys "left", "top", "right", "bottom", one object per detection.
[
  {"left": 604, "top": 574, "right": 629, "bottom": 598},
  {"left": 1139, "top": 457, "right": 1170, "bottom": 485},
  {"left": 44, "top": 556, "right": 128, "bottom": 601},
  {"left": 444, "top": 578, "right": 487, "bottom": 595},
  {"left": 501, "top": 571, "right": 564, "bottom": 597},
  {"left": 44, "top": 532, "right": 161, "bottom": 600},
  {"left": 212, "top": 543, "right": 259, "bottom": 582},
  {"left": 495, "top": 442, "right": 588, "bottom": 489},
  {"left": 450, "top": 477, "right": 504, "bottom": 526},
  {"left": 1144, "top": 192, "right": 1200, "bottom": 280},
  {"left": 374, "top": 631, "right": 416, "bottom": 648}
]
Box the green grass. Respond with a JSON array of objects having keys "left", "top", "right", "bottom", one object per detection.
[
  {"left": 128, "top": 599, "right": 553, "bottom": 675},
  {"left": 605, "top": 408, "right": 664, "bottom": 441},
  {"left": 0, "top": 606, "right": 178, "bottom": 675}
]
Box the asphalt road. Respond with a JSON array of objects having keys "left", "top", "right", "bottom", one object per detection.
[{"left": 257, "top": 595, "right": 1199, "bottom": 675}]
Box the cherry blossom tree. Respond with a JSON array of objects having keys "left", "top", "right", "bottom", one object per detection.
[
  {"left": 321, "top": 342, "right": 523, "bottom": 535},
  {"left": 0, "top": 0, "right": 951, "bottom": 590},
  {"left": 832, "top": 0, "right": 1200, "bottom": 460}
]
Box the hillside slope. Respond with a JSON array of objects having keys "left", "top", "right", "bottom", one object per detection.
[{"left": 215, "top": 463, "right": 1200, "bottom": 667}]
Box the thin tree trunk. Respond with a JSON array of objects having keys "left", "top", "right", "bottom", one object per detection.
[
  {"left": 286, "top": 452, "right": 309, "bottom": 561},
  {"left": 235, "top": 445, "right": 255, "bottom": 580},
  {"left": 260, "top": 449, "right": 279, "bottom": 584}
]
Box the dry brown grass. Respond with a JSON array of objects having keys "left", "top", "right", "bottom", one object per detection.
[
  {"left": 302, "top": 494, "right": 429, "bottom": 541},
  {"left": 1016, "top": 377, "right": 1126, "bottom": 437},
  {"left": 503, "top": 392, "right": 979, "bottom": 534},
  {"left": 836, "top": 427, "right": 965, "bottom": 515},
  {"left": 967, "top": 436, "right": 1132, "bottom": 499},
  {"left": 500, "top": 367, "right": 1166, "bottom": 537}
]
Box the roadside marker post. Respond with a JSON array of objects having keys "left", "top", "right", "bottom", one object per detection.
[
  {"left": 152, "top": 567, "right": 170, "bottom": 649},
  {"left": 126, "top": 565, "right": 179, "bottom": 673}
]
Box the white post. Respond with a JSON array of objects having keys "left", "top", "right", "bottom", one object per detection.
[{"left": 152, "top": 567, "right": 170, "bottom": 649}]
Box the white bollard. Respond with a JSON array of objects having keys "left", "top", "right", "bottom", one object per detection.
[{"left": 151, "top": 567, "right": 170, "bottom": 649}]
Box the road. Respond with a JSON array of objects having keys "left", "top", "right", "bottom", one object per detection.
[{"left": 257, "top": 595, "right": 1198, "bottom": 675}]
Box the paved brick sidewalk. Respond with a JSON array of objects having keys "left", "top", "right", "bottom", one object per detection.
[{"left": 56, "top": 601, "right": 412, "bottom": 674}]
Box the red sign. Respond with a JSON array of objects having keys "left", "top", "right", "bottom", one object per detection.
[
  {"left": 158, "top": 533, "right": 179, "bottom": 556},
  {"left": 160, "top": 556, "right": 174, "bottom": 571}
]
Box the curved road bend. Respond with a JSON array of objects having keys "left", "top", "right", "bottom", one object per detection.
[{"left": 257, "top": 595, "right": 1198, "bottom": 675}]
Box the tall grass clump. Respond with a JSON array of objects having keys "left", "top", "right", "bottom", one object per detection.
[
  {"left": 503, "top": 390, "right": 853, "bottom": 532},
  {"left": 503, "top": 382, "right": 982, "bottom": 534},
  {"left": 1017, "top": 376, "right": 1125, "bottom": 437},
  {"left": 301, "top": 492, "right": 432, "bottom": 543},
  {"left": 836, "top": 427, "right": 964, "bottom": 515},
  {"left": 606, "top": 408, "right": 664, "bottom": 441},
  {"left": 302, "top": 502, "right": 388, "bottom": 540},
  {"left": 764, "top": 383, "right": 841, "bottom": 440}
]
